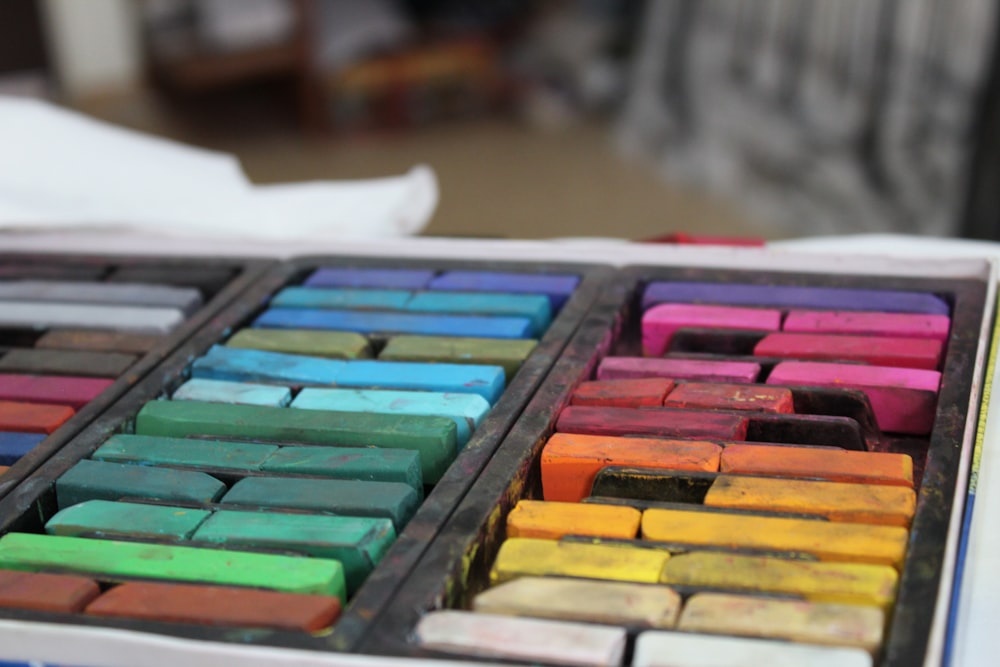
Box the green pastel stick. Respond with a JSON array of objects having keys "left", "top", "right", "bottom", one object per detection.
[
  {"left": 134, "top": 401, "right": 456, "bottom": 483},
  {"left": 261, "top": 446, "right": 423, "bottom": 493},
  {"left": 0, "top": 533, "right": 346, "bottom": 600},
  {"left": 45, "top": 500, "right": 211, "bottom": 540},
  {"left": 192, "top": 510, "right": 395, "bottom": 594},
  {"left": 93, "top": 434, "right": 279, "bottom": 471},
  {"left": 379, "top": 335, "right": 537, "bottom": 379},
  {"left": 221, "top": 477, "right": 419, "bottom": 530},
  {"left": 56, "top": 460, "right": 225, "bottom": 509},
  {"left": 226, "top": 328, "right": 372, "bottom": 359}
]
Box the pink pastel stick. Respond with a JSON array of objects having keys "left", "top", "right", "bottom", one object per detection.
[
  {"left": 766, "top": 361, "right": 941, "bottom": 435},
  {"left": 754, "top": 333, "right": 943, "bottom": 370},
  {"left": 597, "top": 357, "right": 761, "bottom": 384},
  {"left": 642, "top": 304, "right": 782, "bottom": 356},
  {"left": 783, "top": 310, "right": 950, "bottom": 341}
]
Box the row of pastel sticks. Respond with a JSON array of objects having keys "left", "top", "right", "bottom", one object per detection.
[
  {"left": 412, "top": 279, "right": 954, "bottom": 667},
  {"left": 0, "top": 258, "right": 244, "bottom": 486},
  {"left": 0, "top": 266, "right": 580, "bottom": 639}
]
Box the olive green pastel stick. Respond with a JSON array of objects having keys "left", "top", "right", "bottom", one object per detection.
[
  {"left": 226, "top": 328, "right": 372, "bottom": 359},
  {"left": 379, "top": 335, "right": 537, "bottom": 379}
]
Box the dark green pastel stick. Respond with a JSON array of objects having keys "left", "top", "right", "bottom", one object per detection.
[
  {"left": 45, "top": 500, "right": 211, "bottom": 540},
  {"left": 134, "top": 401, "right": 456, "bottom": 482},
  {"left": 261, "top": 446, "right": 423, "bottom": 493},
  {"left": 192, "top": 510, "right": 395, "bottom": 594},
  {"left": 56, "top": 459, "right": 226, "bottom": 509},
  {"left": 92, "top": 434, "right": 279, "bottom": 471},
  {"left": 221, "top": 477, "right": 419, "bottom": 530},
  {"left": 379, "top": 335, "right": 537, "bottom": 379}
]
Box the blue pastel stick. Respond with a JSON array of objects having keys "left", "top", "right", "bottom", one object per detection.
[
  {"left": 641, "top": 281, "right": 951, "bottom": 315},
  {"left": 172, "top": 378, "right": 292, "bottom": 407},
  {"left": 191, "top": 346, "right": 344, "bottom": 385},
  {"left": 337, "top": 360, "right": 505, "bottom": 403},
  {"left": 427, "top": 271, "right": 580, "bottom": 310},
  {"left": 304, "top": 268, "right": 435, "bottom": 289},
  {"left": 405, "top": 292, "right": 552, "bottom": 336},
  {"left": 270, "top": 287, "right": 412, "bottom": 310},
  {"left": 292, "top": 388, "right": 492, "bottom": 448},
  {"left": 253, "top": 308, "right": 534, "bottom": 339},
  {"left": 0, "top": 432, "right": 47, "bottom": 464}
]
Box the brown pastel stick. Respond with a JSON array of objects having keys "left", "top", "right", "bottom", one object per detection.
[
  {"left": 664, "top": 383, "right": 794, "bottom": 414},
  {"left": 0, "top": 569, "right": 100, "bottom": 612},
  {"left": 556, "top": 406, "right": 748, "bottom": 440},
  {"left": 0, "top": 349, "right": 136, "bottom": 378},
  {"left": 571, "top": 379, "right": 676, "bottom": 408},
  {"left": 598, "top": 357, "right": 760, "bottom": 384},
  {"left": 0, "top": 466, "right": 7, "bottom": 476},
  {"left": 35, "top": 329, "right": 163, "bottom": 354},
  {"left": 85, "top": 581, "right": 342, "bottom": 631},
  {"left": 721, "top": 444, "right": 913, "bottom": 487}
]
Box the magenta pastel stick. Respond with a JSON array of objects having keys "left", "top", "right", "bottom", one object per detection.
[
  {"left": 783, "top": 310, "right": 951, "bottom": 341},
  {"left": 596, "top": 357, "right": 761, "bottom": 384},
  {"left": 754, "top": 333, "right": 944, "bottom": 370},
  {"left": 641, "top": 304, "right": 782, "bottom": 356},
  {"left": 766, "top": 361, "right": 941, "bottom": 435},
  {"left": 555, "top": 406, "right": 749, "bottom": 440}
]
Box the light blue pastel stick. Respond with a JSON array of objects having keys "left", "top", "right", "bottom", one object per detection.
[
  {"left": 190, "top": 346, "right": 345, "bottom": 385},
  {"left": 405, "top": 292, "right": 552, "bottom": 336},
  {"left": 253, "top": 308, "right": 534, "bottom": 339},
  {"left": 292, "top": 388, "right": 492, "bottom": 448},
  {"left": 337, "top": 360, "right": 505, "bottom": 403},
  {"left": 172, "top": 378, "right": 292, "bottom": 407},
  {"left": 270, "top": 287, "right": 412, "bottom": 310}
]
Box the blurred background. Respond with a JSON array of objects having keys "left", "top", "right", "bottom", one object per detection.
[{"left": 2, "top": 0, "right": 1000, "bottom": 241}]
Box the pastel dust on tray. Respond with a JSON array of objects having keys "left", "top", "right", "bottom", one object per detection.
[
  {"left": 0, "top": 266, "right": 580, "bottom": 635},
  {"left": 414, "top": 279, "right": 952, "bottom": 667}
]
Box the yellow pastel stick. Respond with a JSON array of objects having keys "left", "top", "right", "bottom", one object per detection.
[
  {"left": 507, "top": 500, "right": 641, "bottom": 540},
  {"left": 490, "top": 538, "right": 669, "bottom": 586},
  {"left": 705, "top": 475, "right": 916, "bottom": 527},
  {"left": 641, "top": 507, "right": 908, "bottom": 568},
  {"left": 677, "top": 593, "right": 885, "bottom": 653},
  {"left": 474, "top": 577, "right": 681, "bottom": 629},
  {"left": 660, "top": 552, "right": 898, "bottom": 609}
]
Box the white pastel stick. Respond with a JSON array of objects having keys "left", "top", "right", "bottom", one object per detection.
[
  {"left": 633, "top": 631, "right": 873, "bottom": 667},
  {"left": 0, "top": 281, "right": 203, "bottom": 314},
  {"left": 0, "top": 302, "right": 185, "bottom": 334}
]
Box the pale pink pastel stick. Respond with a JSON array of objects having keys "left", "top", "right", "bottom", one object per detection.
[
  {"left": 597, "top": 357, "right": 761, "bottom": 384},
  {"left": 783, "top": 310, "right": 950, "bottom": 341},
  {"left": 767, "top": 361, "right": 941, "bottom": 435},
  {"left": 642, "top": 304, "right": 783, "bottom": 356}
]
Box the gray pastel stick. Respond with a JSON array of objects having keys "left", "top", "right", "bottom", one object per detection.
[
  {"left": 0, "top": 281, "right": 203, "bottom": 314},
  {"left": 0, "top": 302, "right": 186, "bottom": 334}
]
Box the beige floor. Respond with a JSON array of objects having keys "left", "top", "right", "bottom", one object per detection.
[{"left": 78, "top": 89, "right": 769, "bottom": 241}]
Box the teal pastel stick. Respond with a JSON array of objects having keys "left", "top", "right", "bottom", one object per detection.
[
  {"left": 92, "top": 434, "right": 279, "bottom": 472},
  {"left": 292, "top": 388, "right": 491, "bottom": 448},
  {"left": 191, "top": 346, "right": 345, "bottom": 385},
  {"left": 405, "top": 291, "right": 551, "bottom": 336},
  {"left": 56, "top": 459, "right": 226, "bottom": 509},
  {"left": 261, "top": 446, "right": 423, "bottom": 493},
  {"left": 45, "top": 500, "right": 211, "bottom": 540},
  {"left": 270, "top": 287, "right": 412, "bottom": 310},
  {"left": 172, "top": 378, "right": 292, "bottom": 407},
  {"left": 336, "top": 360, "right": 505, "bottom": 403},
  {"left": 253, "top": 308, "right": 534, "bottom": 339}
]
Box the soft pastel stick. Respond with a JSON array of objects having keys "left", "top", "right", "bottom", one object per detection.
[
  {"left": 633, "top": 631, "right": 874, "bottom": 667},
  {"left": 45, "top": 500, "right": 211, "bottom": 541},
  {"left": 664, "top": 382, "right": 794, "bottom": 413},
  {"left": 506, "top": 500, "right": 642, "bottom": 540},
  {"left": 0, "top": 280, "right": 202, "bottom": 314},
  {"left": 415, "top": 610, "right": 626, "bottom": 667},
  {"left": 427, "top": 271, "right": 580, "bottom": 310},
  {"left": 270, "top": 287, "right": 411, "bottom": 310},
  {"left": 556, "top": 406, "right": 748, "bottom": 440},
  {"left": 0, "top": 302, "right": 186, "bottom": 334},
  {"left": 0, "top": 349, "right": 136, "bottom": 378},
  {"left": 172, "top": 378, "right": 292, "bottom": 407},
  {"left": 107, "top": 265, "right": 233, "bottom": 293},
  {"left": 767, "top": 361, "right": 941, "bottom": 434},
  {"left": 641, "top": 507, "right": 908, "bottom": 568},
  {"left": 335, "top": 360, "right": 505, "bottom": 403},
  {"left": 541, "top": 434, "right": 722, "bottom": 502},
  {"left": 596, "top": 357, "right": 761, "bottom": 384},
  {"left": 571, "top": 378, "right": 676, "bottom": 408},
  {"left": 0, "top": 466, "right": 8, "bottom": 475},
  {"left": 226, "top": 328, "right": 372, "bottom": 359},
  {"left": 254, "top": 308, "right": 534, "bottom": 340},
  {"left": 659, "top": 552, "right": 898, "bottom": 609},
  {"left": 784, "top": 310, "right": 951, "bottom": 340},
  {"left": 405, "top": 291, "right": 552, "bottom": 335},
  {"left": 86, "top": 582, "right": 341, "bottom": 631},
  {"left": 642, "top": 281, "right": 950, "bottom": 315},
  {"left": 35, "top": 329, "right": 163, "bottom": 354},
  {"left": 0, "top": 402, "right": 73, "bottom": 434},
  {"left": 191, "top": 346, "right": 345, "bottom": 385},
  {"left": 92, "top": 434, "right": 279, "bottom": 472},
  {"left": 378, "top": 336, "right": 537, "bottom": 379},
  {"left": 0, "top": 374, "right": 113, "bottom": 408},
  {"left": 720, "top": 444, "right": 913, "bottom": 487},
  {"left": 261, "top": 446, "right": 422, "bottom": 490},
  {"left": 642, "top": 304, "right": 783, "bottom": 356},
  {"left": 292, "top": 387, "right": 491, "bottom": 448},
  {"left": 754, "top": 333, "right": 943, "bottom": 370},
  {"left": 303, "top": 268, "right": 434, "bottom": 289},
  {"left": 0, "top": 533, "right": 346, "bottom": 599},
  {"left": 0, "top": 569, "right": 100, "bottom": 613},
  {"left": 0, "top": 432, "right": 47, "bottom": 464},
  {"left": 473, "top": 577, "right": 681, "bottom": 629},
  {"left": 490, "top": 538, "right": 670, "bottom": 585},
  {"left": 677, "top": 593, "right": 884, "bottom": 653},
  {"left": 56, "top": 459, "right": 226, "bottom": 509}
]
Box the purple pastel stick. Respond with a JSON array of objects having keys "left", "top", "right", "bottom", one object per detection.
[
  {"left": 642, "top": 303, "right": 782, "bottom": 356},
  {"left": 642, "top": 281, "right": 950, "bottom": 315},
  {"left": 767, "top": 361, "right": 941, "bottom": 435},
  {"left": 303, "top": 268, "right": 435, "bottom": 290},
  {"left": 427, "top": 271, "right": 579, "bottom": 310},
  {"left": 783, "top": 310, "right": 951, "bottom": 341},
  {"left": 597, "top": 357, "right": 761, "bottom": 384}
]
